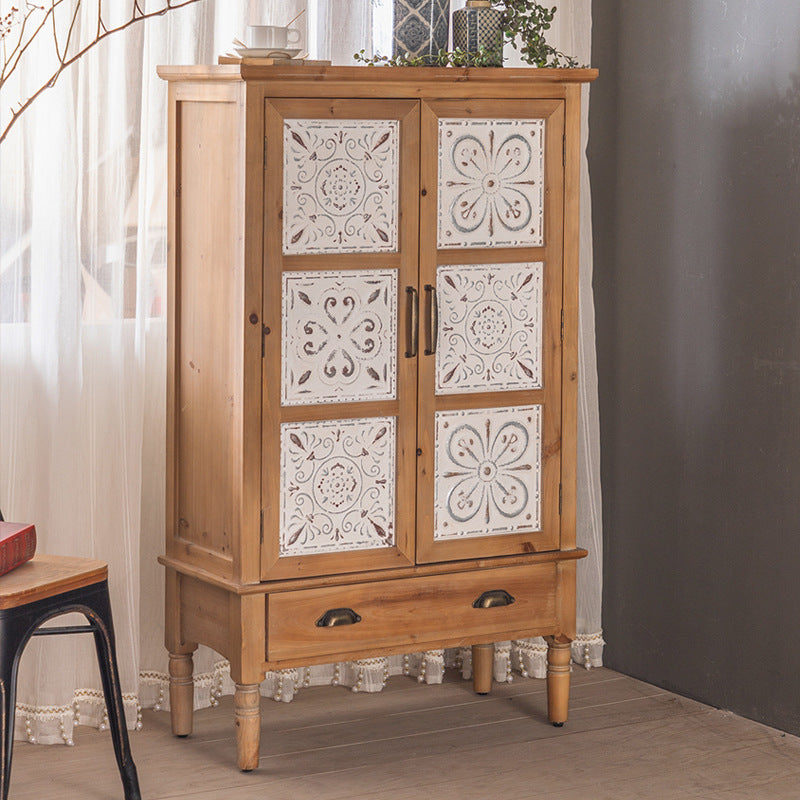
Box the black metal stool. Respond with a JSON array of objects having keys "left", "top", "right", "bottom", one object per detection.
[{"left": 0, "top": 554, "right": 141, "bottom": 800}]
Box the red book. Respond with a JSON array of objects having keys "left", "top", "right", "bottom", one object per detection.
[{"left": 0, "top": 521, "right": 37, "bottom": 576}]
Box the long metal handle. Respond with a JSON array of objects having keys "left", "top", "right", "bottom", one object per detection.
[
  {"left": 472, "top": 589, "right": 516, "bottom": 609},
  {"left": 315, "top": 607, "right": 362, "bottom": 627},
  {"left": 424, "top": 284, "right": 438, "bottom": 356},
  {"left": 405, "top": 286, "right": 419, "bottom": 358}
]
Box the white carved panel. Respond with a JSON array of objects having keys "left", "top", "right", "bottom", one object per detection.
[
  {"left": 434, "top": 405, "right": 541, "bottom": 540},
  {"left": 280, "top": 417, "right": 396, "bottom": 557},
  {"left": 436, "top": 262, "right": 543, "bottom": 394},
  {"left": 282, "top": 269, "right": 397, "bottom": 406},
  {"left": 283, "top": 119, "right": 399, "bottom": 254},
  {"left": 438, "top": 118, "right": 545, "bottom": 249}
]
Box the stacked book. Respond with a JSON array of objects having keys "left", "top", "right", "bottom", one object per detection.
[{"left": 0, "top": 519, "right": 37, "bottom": 576}]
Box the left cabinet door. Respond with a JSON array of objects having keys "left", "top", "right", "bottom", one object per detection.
[{"left": 261, "top": 98, "right": 421, "bottom": 580}]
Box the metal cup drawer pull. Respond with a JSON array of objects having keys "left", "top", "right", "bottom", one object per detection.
[
  {"left": 472, "top": 589, "right": 516, "bottom": 609},
  {"left": 315, "top": 607, "right": 362, "bottom": 627}
]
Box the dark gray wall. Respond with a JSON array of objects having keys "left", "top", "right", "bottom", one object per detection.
[{"left": 590, "top": 1, "right": 800, "bottom": 734}]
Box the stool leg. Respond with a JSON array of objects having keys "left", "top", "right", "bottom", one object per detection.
[
  {"left": 0, "top": 662, "right": 15, "bottom": 800},
  {"left": 85, "top": 584, "right": 141, "bottom": 800},
  {"left": 0, "top": 660, "right": 17, "bottom": 800},
  {"left": 0, "top": 616, "right": 25, "bottom": 800}
]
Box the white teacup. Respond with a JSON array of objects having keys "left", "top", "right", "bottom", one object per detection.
[{"left": 247, "top": 24, "right": 301, "bottom": 50}]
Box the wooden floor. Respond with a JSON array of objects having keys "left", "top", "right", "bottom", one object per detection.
[{"left": 9, "top": 667, "right": 800, "bottom": 799}]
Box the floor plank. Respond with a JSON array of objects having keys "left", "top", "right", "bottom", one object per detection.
[{"left": 8, "top": 668, "right": 800, "bottom": 800}]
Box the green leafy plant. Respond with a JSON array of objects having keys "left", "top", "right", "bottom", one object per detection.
[
  {"left": 354, "top": 45, "right": 502, "bottom": 68},
  {"left": 354, "top": 1, "right": 579, "bottom": 69},
  {"left": 494, "top": 1, "right": 578, "bottom": 68},
  {"left": 354, "top": 49, "right": 426, "bottom": 67}
]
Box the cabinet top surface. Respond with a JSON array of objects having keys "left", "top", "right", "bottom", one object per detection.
[{"left": 156, "top": 63, "right": 598, "bottom": 87}]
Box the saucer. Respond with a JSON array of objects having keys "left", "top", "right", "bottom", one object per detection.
[{"left": 234, "top": 47, "right": 301, "bottom": 59}]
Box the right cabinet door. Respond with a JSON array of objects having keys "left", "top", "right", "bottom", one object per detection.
[{"left": 416, "top": 99, "right": 566, "bottom": 563}]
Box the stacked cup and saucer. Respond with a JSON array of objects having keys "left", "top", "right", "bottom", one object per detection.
[{"left": 235, "top": 24, "right": 302, "bottom": 60}]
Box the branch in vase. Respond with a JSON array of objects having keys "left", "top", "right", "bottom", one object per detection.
[{"left": 1, "top": 0, "right": 203, "bottom": 144}]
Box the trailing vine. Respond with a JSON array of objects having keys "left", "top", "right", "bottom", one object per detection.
[
  {"left": 354, "top": 45, "right": 502, "bottom": 68},
  {"left": 496, "top": 1, "right": 578, "bottom": 68}
]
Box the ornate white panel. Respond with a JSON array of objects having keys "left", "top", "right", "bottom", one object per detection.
[
  {"left": 282, "top": 269, "right": 397, "bottom": 406},
  {"left": 280, "top": 417, "right": 397, "bottom": 556},
  {"left": 283, "top": 119, "right": 399, "bottom": 254},
  {"left": 438, "top": 118, "right": 545, "bottom": 249},
  {"left": 434, "top": 405, "right": 541, "bottom": 540},
  {"left": 436, "top": 262, "right": 543, "bottom": 394}
]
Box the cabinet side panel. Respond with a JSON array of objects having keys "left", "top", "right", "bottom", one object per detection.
[
  {"left": 560, "top": 84, "right": 581, "bottom": 551},
  {"left": 172, "top": 97, "right": 242, "bottom": 573}
]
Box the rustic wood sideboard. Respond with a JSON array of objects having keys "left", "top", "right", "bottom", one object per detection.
[{"left": 157, "top": 63, "right": 597, "bottom": 771}]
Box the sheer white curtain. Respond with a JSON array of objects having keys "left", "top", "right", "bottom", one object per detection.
[{"left": 0, "top": 0, "right": 601, "bottom": 744}]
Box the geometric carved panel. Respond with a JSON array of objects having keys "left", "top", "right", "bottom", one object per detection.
[
  {"left": 281, "top": 269, "right": 398, "bottom": 406},
  {"left": 436, "top": 262, "right": 543, "bottom": 394},
  {"left": 438, "top": 118, "right": 545, "bottom": 249},
  {"left": 283, "top": 119, "right": 399, "bottom": 254},
  {"left": 434, "top": 405, "right": 541, "bottom": 540},
  {"left": 280, "top": 417, "right": 397, "bottom": 556}
]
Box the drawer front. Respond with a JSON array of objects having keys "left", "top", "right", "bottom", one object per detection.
[{"left": 267, "top": 563, "right": 558, "bottom": 662}]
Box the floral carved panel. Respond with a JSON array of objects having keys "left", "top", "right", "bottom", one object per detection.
[
  {"left": 282, "top": 269, "right": 397, "bottom": 406},
  {"left": 280, "top": 417, "right": 397, "bottom": 557},
  {"left": 436, "top": 262, "right": 543, "bottom": 394},
  {"left": 438, "top": 118, "right": 545, "bottom": 249},
  {"left": 283, "top": 119, "right": 399, "bottom": 254},
  {"left": 434, "top": 405, "right": 541, "bottom": 540}
]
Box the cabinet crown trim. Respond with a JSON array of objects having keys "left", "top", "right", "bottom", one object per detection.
[{"left": 157, "top": 64, "right": 598, "bottom": 87}]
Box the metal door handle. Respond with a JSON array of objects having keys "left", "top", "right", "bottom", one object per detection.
[
  {"left": 405, "top": 286, "right": 419, "bottom": 358},
  {"left": 424, "top": 284, "right": 438, "bottom": 356},
  {"left": 315, "top": 607, "right": 362, "bottom": 627},
  {"left": 472, "top": 590, "right": 516, "bottom": 609}
]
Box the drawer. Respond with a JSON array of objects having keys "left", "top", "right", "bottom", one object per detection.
[{"left": 267, "top": 563, "right": 558, "bottom": 663}]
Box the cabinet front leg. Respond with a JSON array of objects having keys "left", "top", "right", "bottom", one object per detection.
[
  {"left": 472, "top": 643, "right": 494, "bottom": 695},
  {"left": 234, "top": 683, "right": 261, "bottom": 772},
  {"left": 546, "top": 635, "right": 572, "bottom": 726},
  {"left": 168, "top": 650, "right": 196, "bottom": 737}
]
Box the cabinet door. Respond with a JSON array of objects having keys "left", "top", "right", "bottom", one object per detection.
[
  {"left": 416, "top": 99, "right": 565, "bottom": 563},
  {"left": 261, "top": 99, "right": 420, "bottom": 580}
]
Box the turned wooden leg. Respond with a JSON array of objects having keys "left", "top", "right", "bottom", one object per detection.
[
  {"left": 234, "top": 683, "right": 261, "bottom": 772},
  {"left": 546, "top": 635, "right": 572, "bottom": 726},
  {"left": 472, "top": 643, "right": 494, "bottom": 695},
  {"left": 168, "top": 651, "right": 195, "bottom": 737}
]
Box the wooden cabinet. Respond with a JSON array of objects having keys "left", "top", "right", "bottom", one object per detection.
[{"left": 158, "top": 63, "right": 597, "bottom": 771}]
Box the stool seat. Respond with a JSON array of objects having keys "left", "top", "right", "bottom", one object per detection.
[
  {"left": 0, "top": 555, "right": 107, "bottom": 608},
  {"left": 0, "top": 554, "right": 141, "bottom": 800}
]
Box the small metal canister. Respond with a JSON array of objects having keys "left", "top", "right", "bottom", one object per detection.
[{"left": 452, "top": 0, "right": 504, "bottom": 66}]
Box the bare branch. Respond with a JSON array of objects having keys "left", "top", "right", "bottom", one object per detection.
[
  {"left": 57, "top": 1, "right": 82, "bottom": 65},
  {"left": 0, "top": 0, "right": 203, "bottom": 143},
  {"left": 51, "top": 0, "right": 59, "bottom": 59},
  {"left": 1, "top": 2, "right": 64, "bottom": 86}
]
